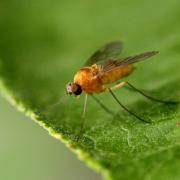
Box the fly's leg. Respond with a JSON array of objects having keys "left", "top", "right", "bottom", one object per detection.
[
  {"left": 107, "top": 81, "right": 178, "bottom": 123},
  {"left": 77, "top": 94, "right": 88, "bottom": 141},
  {"left": 82, "top": 94, "right": 88, "bottom": 118},
  {"left": 108, "top": 88, "right": 150, "bottom": 123},
  {"left": 110, "top": 81, "right": 127, "bottom": 91},
  {"left": 105, "top": 81, "right": 127, "bottom": 92},
  {"left": 91, "top": 95, "right": 114, "bottom": 115},
  {"left": 107, "top": 81, "right": 150, "bottom": 123},
  {"left": 109, "top": 81, "right": 178, "bottom": 104},
  {"left": 126, "top": 82, "right": 178, "bottom": 104}
]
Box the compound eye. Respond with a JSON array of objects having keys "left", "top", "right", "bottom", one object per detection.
[{"left": 74, "top": 84, "right": 82, "bottom": 95}]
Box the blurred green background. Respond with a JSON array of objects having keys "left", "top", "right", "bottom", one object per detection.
[
  {"left": 0, "top": 96, "right": 101, "bottom": 180},
  {"left": 0, "top": 0, "right": 180, "bottom": 180}
]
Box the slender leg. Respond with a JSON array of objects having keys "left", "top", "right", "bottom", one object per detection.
[
  {"left": 107, "top": 81, "right": 127, "bottom": 91},
  {"left": 108, "top": 88, "right": 150, "bottom": 123},
  {"left": 82, "top": 94, "right": 88, "bottom": 118},
  {"left": 77, "top": 94, "right": 88, "bottom": 141},
  {"left": 126, "top": 82, "right": 178, "bottom": 104},
  {"left": 91, "top": 95, "right": 114, "bottom": 115}
]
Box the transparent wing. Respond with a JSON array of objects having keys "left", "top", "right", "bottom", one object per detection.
[
  {"left": 85, "top": 41, "right": 123, "bottom": 66},
  {"left": 101, "top": 51, "right": 159, "bottom": 73}
]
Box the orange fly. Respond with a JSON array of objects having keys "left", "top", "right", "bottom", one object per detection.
[{"left": 66, "top": 41, "right": 178, "bottom": 125}]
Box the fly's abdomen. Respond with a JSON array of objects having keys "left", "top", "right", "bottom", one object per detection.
[{"left": 101, "top": 65, "right": 134, "bottom": 84}]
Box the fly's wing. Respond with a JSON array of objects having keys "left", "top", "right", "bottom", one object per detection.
[
  {"left": 85, "top": 41, "right": 123, "bottom": 66},
  {"left": 100, "top": 51, "right": 159, "bottom": 73}
]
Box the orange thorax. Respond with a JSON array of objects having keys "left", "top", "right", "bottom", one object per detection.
[{"left": 74, "top": 65, "right": 103, "bottom": 94}]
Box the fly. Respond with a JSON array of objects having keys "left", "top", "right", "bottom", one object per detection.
[{"left": 66, "top": 41, "right": 178, "bottom": 134}]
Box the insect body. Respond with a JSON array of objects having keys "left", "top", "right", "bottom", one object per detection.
[
  {"left": 66, "top": 41, "right": 177, "bottom": 124},
  {"left": 73, "top": 63, "right": 134, "bottom": 94}
]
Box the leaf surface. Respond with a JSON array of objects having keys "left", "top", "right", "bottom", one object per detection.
[{"left": 0, "top": 0, "right": 180, "bottom": 179}]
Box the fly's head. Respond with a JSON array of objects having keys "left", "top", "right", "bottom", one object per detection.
[{"left": 66, "top": 82, "right": 82, "bottom": 96}]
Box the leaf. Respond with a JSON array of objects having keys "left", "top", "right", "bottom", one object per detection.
[{"left": 0, "top": 0, "right": 180, "bottom": 180}]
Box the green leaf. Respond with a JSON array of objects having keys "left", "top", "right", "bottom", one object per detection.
[{"left": 0, "top": 0, "right": 180, "bottom": 180}]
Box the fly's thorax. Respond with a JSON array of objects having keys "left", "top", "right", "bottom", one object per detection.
[
  {"left": 74, "top": 66, "right": 99, "bottom": 86},
  {"left": 74, "top": 68, "right": 91, "bottom": 86},
  {"left": 74, "top": 65, "right": 104, "bottom": 94}
]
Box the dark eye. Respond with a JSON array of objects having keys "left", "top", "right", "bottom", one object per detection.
[{"left": 74, "top": 84, "right": 82, "bottom": 96}]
